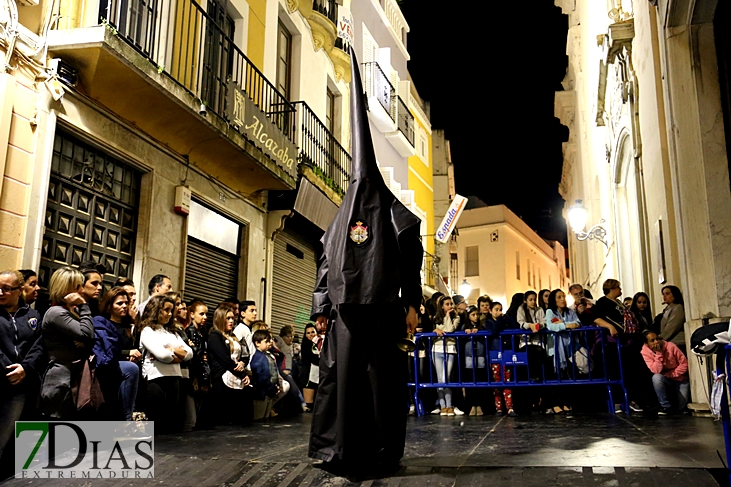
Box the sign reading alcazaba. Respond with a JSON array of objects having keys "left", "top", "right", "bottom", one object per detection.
[{"left": 226, "top": 80, "right": 298, "bottom": 178}]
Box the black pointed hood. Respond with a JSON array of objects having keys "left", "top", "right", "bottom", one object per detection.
[{"left": 319, "top": 47, "right": 421, "bottom": 306}]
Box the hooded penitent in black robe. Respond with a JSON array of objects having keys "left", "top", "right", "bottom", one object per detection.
[{"left": 308, "top": 49, "right": 423, "bottom": 472}]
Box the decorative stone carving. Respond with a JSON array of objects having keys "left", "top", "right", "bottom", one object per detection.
[
  {"left": 328, "top": 46, "right": 351, "bottom": 83},
  {"left": 306, "top": 11, "right": 337, "bottom": 54},
  {"left": 596, "top": 19, "right": 634, "bottom": 127}
]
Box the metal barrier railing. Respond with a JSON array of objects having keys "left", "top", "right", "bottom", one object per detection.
[{"left": 409, "top": 327, "right": 629, "bottom": 416}]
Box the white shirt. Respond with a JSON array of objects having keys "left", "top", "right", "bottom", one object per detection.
[
  {"left": 140, "top": 327, "right": 193, "bottom": 381},
  {"left": 233, "top": 322, "right": 254, "bottom": 358}
]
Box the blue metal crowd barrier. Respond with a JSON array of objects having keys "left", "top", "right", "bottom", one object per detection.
[{"left": 408, "top": 326, "right": 629, "bottom": 417}]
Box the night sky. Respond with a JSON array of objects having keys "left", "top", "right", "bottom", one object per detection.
[{"left": 400, "top": 1, "right": 569, "bottom": 243}]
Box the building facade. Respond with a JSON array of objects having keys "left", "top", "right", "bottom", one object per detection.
[
  {"left": 431, "top": 128, "right": 457, "bottom": 294},
  {"left": 556, "top": 0, "right": 731, "bottom": 407},
  {"left": 0, "top": 0, "right": 437, "bottom": 337},
  {"left": 0, "top": 0, "right": 352, "bottom": 337},
  {"left": 456, "top": 205, "right": 568, "bottom": 307}
]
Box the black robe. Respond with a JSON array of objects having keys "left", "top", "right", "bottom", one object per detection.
[{"left": 308, "top": 48, "right": 423, "bottom": 469}]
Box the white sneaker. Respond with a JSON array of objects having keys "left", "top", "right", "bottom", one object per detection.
[
  {"left": 453, "top": 407, "right": 465, "bottom": 416},
  {"left": 408, "top": 405, "right": 416, "bottom": 415},
  {"left": 431, "top": 408, "right": 442, "bottom": 415}
]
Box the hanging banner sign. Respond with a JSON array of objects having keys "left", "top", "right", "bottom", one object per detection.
[
  {"left": 436, "top": 194, "right": 468, "bottom": 243},
  {"left": 225, "top": 80, "right": 297, "bottom": 178},
  {"left": 337, "top": 6, "right": 353, "bottom": 46}
]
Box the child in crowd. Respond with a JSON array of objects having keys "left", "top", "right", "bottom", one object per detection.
[
  {"left": 432, "top": 295, "right": 463, "bottom": 416},
  {"left": 461, "top": 305, "right": 488, "bottom": 416},
  {"left": 301, "top": 323, "right": 319, "bottom": 409},
  {"left": 250, "top": 330, "right": 289, "bottom": 420},
  {"left": 545, "top": 289, "right": 581, "bottom": 414},
  {"left": 484, "top": 302, "right": 518, "bottom": 417}
]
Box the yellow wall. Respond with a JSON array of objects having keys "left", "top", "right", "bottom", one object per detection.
[
  {"left": 408, "top": 114, "right": 434, "bottom": 255},
  {"left": 247, "top": 0, "right": 267, "bottom": 72},
  {"left": 0, "top": 66, "right": 40, "bottom": 268}
]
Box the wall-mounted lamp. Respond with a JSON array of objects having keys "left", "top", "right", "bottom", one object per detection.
[
  {"left": 567, "top": 200, "right": 609, "bottom": 248},
  {"left": 459, "top": 279, "right": 471, "bottom": 297}
]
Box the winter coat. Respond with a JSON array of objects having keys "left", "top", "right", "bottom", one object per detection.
[
  {"left": 432, "top": 313, "right": 460, "bottom": 354},
  {"left": 659, "top": 303, "right": 686, "bottom": 348},
  {"left": 92, "top": 316, "right": 120, "bottom": 368},
  {"left": 250, "top": 350, "right": 279, "bottom": 400},
  {"left": 207, "top": 330, "right": 247, "bottom": 383},
  {"left": 460, "top": 320, "right": 486, "bottom": 368},
  {"left": 40, "top": 304, "right": 95, "bottom": 419},
  {"left": 0, "top": 300, "right": 45, "bottom": 395}
]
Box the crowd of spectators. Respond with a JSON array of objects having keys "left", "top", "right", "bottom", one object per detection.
[
  {"left": 411, "top": 280, "right": 689, "bottom": 418},
  {"left": 0, "top": 263, "right": 319, "bottom": 478}
]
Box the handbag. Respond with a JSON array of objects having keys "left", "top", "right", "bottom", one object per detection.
[
  {"left": 72, "top": 355, "right": 105, "bottom": 412},
  {"left": 571, "top": 347, "right": 593, "bottom": 374}
]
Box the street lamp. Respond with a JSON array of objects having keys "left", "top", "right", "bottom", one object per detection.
[
  {"left": 459, "top": 279, "right": 471, "bottom": 297},
  {"left": 567, "top": 200, "right": 609, "bottom": 248}
]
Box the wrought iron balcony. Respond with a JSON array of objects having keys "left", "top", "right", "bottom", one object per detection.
[
  {"left": 396, "top": 95, "right": 414, "bottom": 146},
  {"left": 293, "top": 101, "right": 351, "bottom": 196},
  {"left": 362, "top": 62, "right": 395, "bottom": 123},
  {"left": 101, "top": 0, "right": 295, "bottom": 140},
  {"left": 313, "top": 0, "right": 336, "bottom": 24}
]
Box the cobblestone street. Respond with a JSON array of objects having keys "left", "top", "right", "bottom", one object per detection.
[{"left": 3, "top": 413, "right": 728, "bottom": 486}]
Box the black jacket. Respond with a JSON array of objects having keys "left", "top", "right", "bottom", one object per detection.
[
  {"left": 0, "top": 300, "right": 45, "bottom": 394},
  {"left": 207, "top": 331, "right": 247, "bottom": 383}
]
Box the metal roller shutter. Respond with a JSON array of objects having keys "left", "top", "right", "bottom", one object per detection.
[
  {"left": 270, "top": 229, "right": 317, "bottom": 338},
  {"left": 184, "top": 237, "right": 238, "bottom": 319}
]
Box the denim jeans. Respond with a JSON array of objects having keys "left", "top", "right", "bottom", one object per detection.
[
  {"left": 119, "top": 361, "right": 140, "bottom": 421},
  {"left": 433, "top": 352, "right": 455, "bottom": 409},
  {"left": 0, "top": 394, "right": 26, "bottom": 457},
  {"left": 652, "top": 373, "right": 690, "bottom": 410}
]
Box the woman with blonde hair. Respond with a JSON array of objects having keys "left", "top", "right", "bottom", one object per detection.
[
  {"left": 207, "top": 303, "right": 251, "bottom": 425},
  {"left": 40, "top": 267, "right": 95, "bottom": 419}
]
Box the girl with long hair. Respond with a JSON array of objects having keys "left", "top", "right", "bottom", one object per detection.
[
  {"left": 659, "top": 285, "right": 686, "bottom": 354},
  {"left": 630, "top": 292, "right": 653, "bottom": 332},
  {"left": 544, "top": 289, "right": 581, "bottom": 413},
  {"left": 138, "top": 294, "right": 192, "bottom": 432},
  {"left": 432, "top": 295, "right": 463, "bottom": 416},
  {"left": 301, "top": 323, "right": 319, "bottom": 410},
  {"left": 505, "top": 293, "right": 525, "bottom": 320},
  {"left": 538, "top": 289, "right": 551, "bottom": 312},
  {"left": 207, "top": 303, "right": 251, "bottom": 425},
  {"left": 185, "top": 300, "right": 209, "bottom": 429}
]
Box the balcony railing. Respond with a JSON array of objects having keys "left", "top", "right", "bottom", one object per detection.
[
  {"left": 362, "top": 62, "right": 395, "bottom": 122},
  {"left": 293, "top": 101, "right": 351, "bottom": 196},
  {"left": 101, "top": 0, "right": 295, "bottom": 140},
  {"left": 313, "top": 0, "right": 336, "bottom": 24},
  {"left": 396, "top": 96, "right": 414, "bottom": 146}
]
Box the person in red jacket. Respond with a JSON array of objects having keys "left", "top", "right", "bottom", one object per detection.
[{"left": 640, "top": 330, "right": 689, "bottom": 415}]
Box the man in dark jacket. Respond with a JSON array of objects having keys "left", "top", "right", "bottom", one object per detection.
[
  {"left": 0, "top": 269, "right": 45, "bottom": 476},
  {"left": 308, "top": 49, "right": 422, "bottom": 478}
]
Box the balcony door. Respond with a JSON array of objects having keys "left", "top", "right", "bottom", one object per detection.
[
  {"left": 101, "top": 0, "right": 158, "bottom": 57},
  {"left": 202, "top": 0, "right": 234, "bottom": 115}
]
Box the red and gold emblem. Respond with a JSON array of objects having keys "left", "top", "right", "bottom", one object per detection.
[{"left": 349, "top": 220, "right": 369, "bottom": 245}]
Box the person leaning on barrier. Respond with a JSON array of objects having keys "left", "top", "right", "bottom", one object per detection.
[
  {"left": 544, "top": 290, "right": 581, "bottom": 414},
  {"left": 0, "top": 269, "right": 45, "bottom": 475},
  {"left": 640, "top": 330, "right": 689, "bottom": 415},
  {"left": 592, "top": 279, "right": 646, "bottom": 413},
  {"left": 461, "top": 305, "right": 488, "bottom": 416}
]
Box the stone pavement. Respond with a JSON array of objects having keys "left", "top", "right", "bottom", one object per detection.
[{"left": 2, "top": 413, "right": 729, "bottom": 486}]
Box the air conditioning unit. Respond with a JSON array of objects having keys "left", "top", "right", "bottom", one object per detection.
[{"left": 49, "top": 58, "right": 78, "bottom": 86}]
